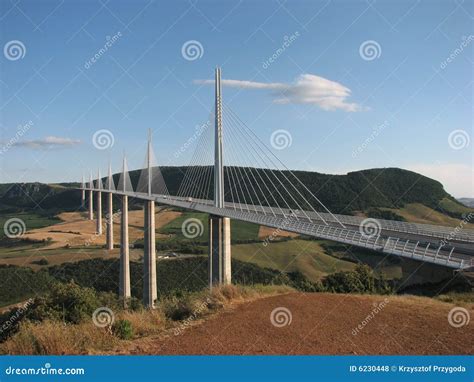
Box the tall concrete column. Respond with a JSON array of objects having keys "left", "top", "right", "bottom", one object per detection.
[
  {"left": 96, "top": 191, "right": 102, "bottom": 235},
  {"left": 209, "top": 68, "right": 232, "bottom": 288},
  {"left": 106, "top": 192, "right": 113, "bottom": 250},
  {"left": 209, "top": 215, "right": 231, "bottom": 288},
  {"left": 119, "top": 195, "right": 131, "bottom": 303},
  {"left": 88, "top": 190, "right": 94, "bottom": 220},
  {"left": 143, "top": 200, "right": 157, "bottom": 308},
  {"left": 81, "top": 175, "right": 86, "bottom": 208}
]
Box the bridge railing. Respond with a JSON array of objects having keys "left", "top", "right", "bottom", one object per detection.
[
  {"left": 82, "top": 187, "right": 472, "bottom": 270},
  {"left": 213, "top": 207, "right": 470, "bottom": 270}
]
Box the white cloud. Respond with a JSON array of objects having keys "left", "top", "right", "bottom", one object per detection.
[
  {"left": 10, "top": 136, "right": 81, "bottom": 149},
  {"left": 194, "top": 74, "right": 363, "bottom": 112},
  {"left": 404, "top": 163, "right": 474, "bottom": 198}
]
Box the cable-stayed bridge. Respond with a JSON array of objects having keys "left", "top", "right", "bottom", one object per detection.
[{"left": 80, "top": 68, "right": 474, "bottom": 308}]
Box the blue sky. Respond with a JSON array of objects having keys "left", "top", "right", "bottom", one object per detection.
[{"left": 0, "top": 0, "right": 472, "bottom": 197}]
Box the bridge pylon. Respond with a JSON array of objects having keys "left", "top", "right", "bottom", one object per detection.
[
  {"left": 88, "top": 172, "right": 94, "bottom": 220},
  {"left": 143, "top": 131, "right": 157, "bottom": 308},
  {"left": 209, "top": 67, "right": 231, "bottom": 288},
  {"left": 81, "top": 174, "right": 85, "bottom": 208},
  {"left": 106, "top": 163, "right": 114, "bottom": 250},
  {"left": 95, "top": 169, "right": 102, "bottom": 235},
  {"left": 119, "top": 155, "right": 131, "bottom": 305}
]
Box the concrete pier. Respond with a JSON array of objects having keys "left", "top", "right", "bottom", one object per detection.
[
  {"left": 96, "top": 191, "right": 102, "bottom": 235},
  {"left": 88, "top": 190, "right": 94, "bottom": 220},
  {"left": 119, "top": 195, "right": 131, "bottom": 303},
  {"left": 106, "top": 192, "right": 113, "bottom": 250},
  {"left": 209, "top": 215, "right": 231, "bottom": 287},
  {"left": 143, "top": 200, "right": 157, "bottom": 308}
]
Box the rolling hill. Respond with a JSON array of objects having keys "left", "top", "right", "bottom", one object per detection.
[{"left": 0, "top": 167, "right": 470, "bottom": 220}]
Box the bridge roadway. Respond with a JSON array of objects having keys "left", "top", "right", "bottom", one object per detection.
[{"left": 84, "top": 188, "right": 474, "bottom": 270}]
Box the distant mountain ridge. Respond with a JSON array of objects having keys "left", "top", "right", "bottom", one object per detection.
[
  {"left": 0, "top": 167, "right": 465, "bottom": 217},
  {"left": 458, "top": 198, "right": 474, "bottom": 208}
]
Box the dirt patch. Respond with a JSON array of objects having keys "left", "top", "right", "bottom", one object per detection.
[
  {"left": 22, "top": 210, "right": 181, "bottom": 250},
  {"left": 124, "top": 293, "right": 473, "bottom": 355},
  {"left": 258, "top": 226, "right": 299, "bottom": 240}
]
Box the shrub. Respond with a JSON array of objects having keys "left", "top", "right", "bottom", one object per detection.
[
  {"left": 112, "top": 319, "right": 133, "bottom": 340},
  {"left": 287, "top": 271, "right": 325, "bottom": 292},
  {"left": 0, "top": 320, "right": 116, "bottom": 355},
  {"left": 27, "top": 282, "right": 101, "bottom": 324},
  {"left": 31, "top": 258, "right": 49, "bottom": 266},
  {"left": 162, "top": 296, "right": 195, "bottom": 321},
  {"left": 322, "top": 264, "right": 390, "bottom": 294}
]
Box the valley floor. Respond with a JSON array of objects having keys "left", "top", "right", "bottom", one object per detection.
[{"left": 120, "top": 293, "right": 473, "bottom": 355}]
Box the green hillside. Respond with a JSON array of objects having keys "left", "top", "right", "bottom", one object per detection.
[{"left": 0, "top": 167, "right": 469, "bottom": 219}]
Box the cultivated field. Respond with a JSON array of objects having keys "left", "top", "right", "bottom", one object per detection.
[{"left": 123, "top": 292, "right": 474, "bottom": 355}]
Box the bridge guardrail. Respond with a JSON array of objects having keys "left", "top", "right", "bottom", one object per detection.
[{"left": 83, "top": 188, "right": 472, "bottom": 270}]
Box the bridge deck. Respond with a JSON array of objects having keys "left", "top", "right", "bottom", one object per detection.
[{"left": 83, "top": 188, "right": 474, "bottom": 270}]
